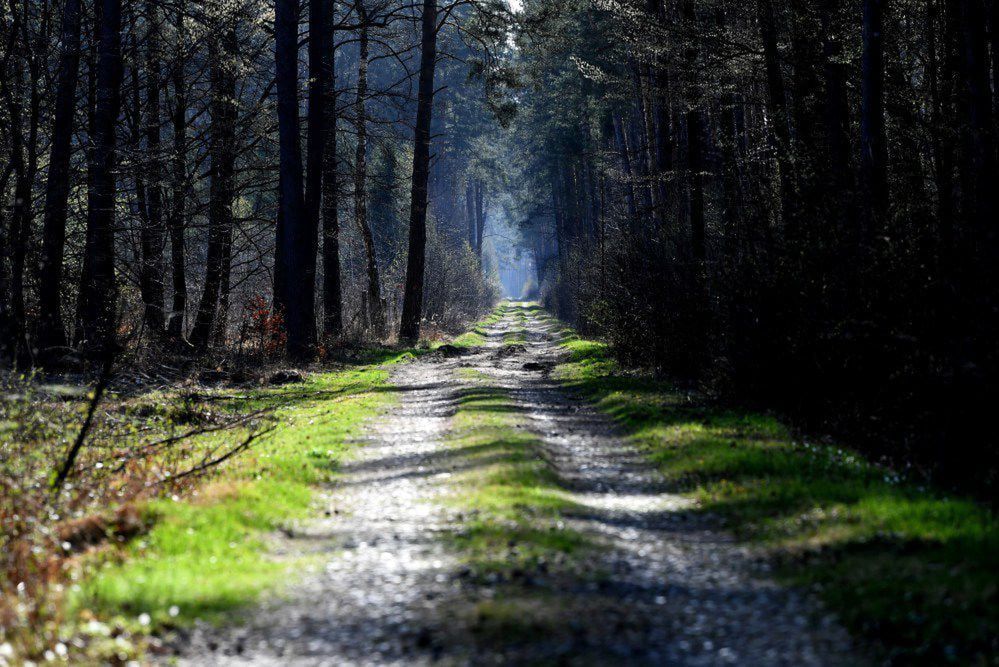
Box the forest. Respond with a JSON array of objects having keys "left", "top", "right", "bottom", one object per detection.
[{"left": 2, "top": 0, "right": 998, "bottom": 663}]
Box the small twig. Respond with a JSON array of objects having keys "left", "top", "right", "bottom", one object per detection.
[
  {"left": 52, "top": 355, "right": 115, "bottom": 492},
  {"left": 107, "top": 407, "right": 274, "bottom": 473},
  {"left": 148, "top": 425, "right": 276, "bottom": 487}
]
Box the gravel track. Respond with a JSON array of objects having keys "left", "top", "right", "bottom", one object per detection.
[{"left": 164, "top": 306, "right": 860, "bottom": 666}]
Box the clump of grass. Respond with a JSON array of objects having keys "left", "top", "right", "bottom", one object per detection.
[{"left": 551, "top": 318, "right": 999, "bottom": 665}]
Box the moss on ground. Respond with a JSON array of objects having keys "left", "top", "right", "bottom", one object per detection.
[{"left": 547, "top": 312, "right": 998, "bottom": 665}]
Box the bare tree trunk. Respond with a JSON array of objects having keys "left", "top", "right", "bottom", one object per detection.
[
  {"left": 353, "top": 6, "right": 385, "bottom": 337},
  {"left": 611, "top": 112, "right": 638, "bottom": 224},
  {"left": 859, "top": 0, "right": 889, "bottom": 242},
  {"left": 139, "top": 0, "right": 165, "bottom": 335},
  {"left": 399, "top": 0, "right": 438, "bottom": 342},
  {"left": 474, "top": 179, "right": 485, "bottom": 259},
  {"left": 7, "top": 70, "right": 40, "bottom": 363},
  {"left": 37, "top": 0, "right": 82, "bottom": 356},
  {"left": 954, "top": 0, "right": 996, "bottom": 244},
  {"left": 274, "top": 0, "right": 316, "bottom": 358},
  {"left": 927, "top": 0, "right": 955, "bottom": 256},
  {"left": 190, "top": 27, "right": 237, "bottom": 351},
  {"left": 321, "top": 0, "right": 343, "bottom": 338},
  {"left": 76, "top": 0, "right": 124, "bottom": 360},
  {"left": 321, "top": 0, "right": 342, "bottom": 338},
  {"left": 682, "top": 0, "right": 705, "bottom": 262},
  {"left": 304, "top": 0, "right": 326, "bottom": 340},
  {"left": 166, "top": 0, "right": 188, "bottom": 341},
  {"left": 465, "top": 180, "right": 476, "bottom": 250},
  {"left": 757, "top": 0, "right": 794, "bottom": 227},
  {"left": 820, "top": 0, "right": 853, "bottom": 222}
]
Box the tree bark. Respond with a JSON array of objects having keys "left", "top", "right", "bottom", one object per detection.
[
  {"left": 682, "top": 0, "right": 705, "bottom": 262},
  {"left": 954, "top": 0, "right": 996, "bottom": 241},
  {"left": 820, "top": 0, "right": 852, "bottom": 200},
  {"left": 320, "top": 0, "right": 342, "bottom": 338},
  {"left": 399, "top": 0, "right": 438, "bottom": 342},
  {"left": 139, "top": 0, "right": 166, "bottom": 335},
  {"left": 75, "top": 0, "right": 124, "bottom": 360},
  {"left": 353, "top": 6, "right": 385, "bottom": 337},
  {"left": 37, "top": 0, "right": 83, "bottom": 356},
  {"left": 757, "top": 0, "right": 795, "bottom": 229},
  {"left": 7, "top": 67, "right": 41, "bottom": 363},
  {"left": 859, "top": 0, "right": 889, "bottom": 241},
  {"left": 304, "top": 0, "right": 326, "bottom": 339},
  {"left": 274, "top": 0, "right": 316, "bottom": 357},
  {"left": 190, "top": 27, "right": 237, "bottom": 351},
  {"left": 474, "top": 179, "right": 485, "bottom": 259},
  {"left": 465, "top": 180, "right": 476, "bottom": 250},
  {"left": 166, "top": 0, "right": 188, "bottom": 341}
]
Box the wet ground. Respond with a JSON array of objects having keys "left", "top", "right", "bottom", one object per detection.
[{"left": 166, "top": 305, "right": 860, "bottom": 665}]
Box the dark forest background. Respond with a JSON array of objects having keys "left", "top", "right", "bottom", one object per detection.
[
  {"left": 2, "top": 0, "right": 999, "bottom": 494},
  {"left": 509, "top": 0, "right": 999, "bottom": 496}
]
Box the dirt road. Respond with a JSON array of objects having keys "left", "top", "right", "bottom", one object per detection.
[{"left": 169, "top": 304, "right": 858, "bottom": 665}]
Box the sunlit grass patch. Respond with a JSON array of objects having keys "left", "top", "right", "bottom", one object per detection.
[
  {"left": 73, "top": 359, "right": 404, "bottom": 630},
  {"left": 442, "top": 382, "right": 591, "bottom": 578},
  {"left": 448, "top": 303, "right": 513, "bottom": 349},
  {"left": 550, "top": 315, "right": 999, "bottom": 665}
]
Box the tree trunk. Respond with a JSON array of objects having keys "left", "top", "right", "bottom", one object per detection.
[
  {"left": 611, "top": 112, "right": 638, "bottom": 225},
  {"left": 7, "top": 73, "right": 40, "bottom": 364},
  {"left": 859, "top": 0, "right": 888, "bottom": 242},
  {"left": 75, "top": 0, "right": 124, "bottom": 360},
  {"left": 304, "top": 0, "right": 326, "bottom": 339},
  {"left": 190, "top": 27, "right": 237, "bottom": 351},
  {"left": 682, "top": 0, "right": 705, "bottom": 262},
  {"left": 320, "top": 0, "right": 342, "bottom": 338},
  {"left": 927, "top": 0, "right": 955, "bottom": 255},
  {"left": 139, "top": 0, "right": 165, "bottom": 335},
  {"left": 353, "top": 7, "right": 385, "bottom": 337},
  {"left": 955, "top": 0, "right": 996, "bottom": 242},
  {"left": 474, "top": 179, "right": 485, "bottom": 259},
  {"left": 37, "top": 0, "right": 83, "bottom": 356},
  {"left": 465, "top": 180, "right": 476, "bottom": 250},
  {"left": 274, "top": 0, "right": 316, "bottom": 357},
  {"left": 399, "top": 0, "right": 438, "bottom": 343},
  {"left": 757, "top": 0, "right": 795, "bottom": 229},
  {"left": 166, "top": 0, "right": 188, "bottom": 341},
  {"left": 991, "top": 0, "right": 999, "bottom": 117},
  {"left": 820, "top": 0, "right": 852, "bottom": 202}
]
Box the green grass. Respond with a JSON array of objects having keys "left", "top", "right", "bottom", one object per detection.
[
  {"left": 448, "top": 302, "right": 512, "bottom": 349},
  {"left": 73, "top": 353, "right": 413, "bottom": 630},
  {"left": 439, "top": 368, "right": 600, "bottom": 647},
  {"left": 441, "top": 377, "right": 589, "bottom": 579},
  {"left": 548, "top": 313, "right": 999, "bottom": 665}
]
